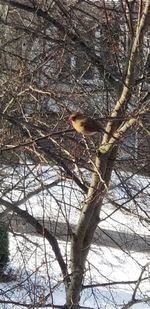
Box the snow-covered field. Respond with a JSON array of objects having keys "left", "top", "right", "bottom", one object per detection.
[
  {"left": 1, "top": 234, "right": 150, "bottom": 309},
  {"left": 0, "top": 165, "right": 150, "bottom": 308}
]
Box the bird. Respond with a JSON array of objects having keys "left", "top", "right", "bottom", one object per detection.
[{"left": 68, "top": 112, "right": 105, "bottom": 136}]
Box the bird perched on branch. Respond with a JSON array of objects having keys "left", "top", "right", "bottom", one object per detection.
[{"left": 69, "top": 112, "right": 105, "bottom": 136}]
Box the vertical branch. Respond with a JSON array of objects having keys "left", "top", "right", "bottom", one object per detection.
[
  {"left": 104, "top": 0, "right": 150, "bottom": 142},
  {"left": 66, "top": 1, "right": 150, "bottom": 307}
]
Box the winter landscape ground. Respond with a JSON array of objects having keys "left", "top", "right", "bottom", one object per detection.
[{"left": 0, "top": 166, "right": 150, "bottom": 308}]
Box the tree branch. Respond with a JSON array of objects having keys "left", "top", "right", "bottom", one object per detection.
[
  {"left": 82, "top": 276, "right": 149, "bottom": 289},
  {"left": 0, "top": 197, "right": 68, "bottom": 282},
  {"left": 104, "top": 0, "right": 150, "bottom": 139},
  {"left": 0, "top": 0, "right": 119, "bottom": 88}
]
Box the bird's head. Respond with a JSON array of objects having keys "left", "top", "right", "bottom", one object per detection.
[{"left": 68, "top": 113, "right": 82, "bottom": 123}]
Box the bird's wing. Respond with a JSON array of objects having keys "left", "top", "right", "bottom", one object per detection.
[{"left": 83, "top": 117, "right": 103, "bottom": 132}]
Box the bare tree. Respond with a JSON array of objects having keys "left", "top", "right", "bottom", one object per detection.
[{"left": 0, "top": 0, "right": 150, "bottom": 308}]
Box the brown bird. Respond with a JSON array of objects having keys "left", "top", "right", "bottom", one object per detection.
[{"left": 69, "top": 112, "right": 105, "bottom": 135}]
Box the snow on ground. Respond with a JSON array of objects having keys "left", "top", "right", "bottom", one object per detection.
[
  {"left": 0, "top": 165, "right": 150, "bottom": 308},
  {"left": 0, "top": 234, "right": 150, "bottom": 308},
  {"left": 2, "top": 165, "right": 150, "bottom": 237}
]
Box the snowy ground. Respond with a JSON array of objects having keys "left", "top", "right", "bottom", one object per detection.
[
  {"left": 0, "top": 165, "right": 150, "bottom": 308},
  {"left": 1, "top": 234, "right": 150, "bottom": 309}
]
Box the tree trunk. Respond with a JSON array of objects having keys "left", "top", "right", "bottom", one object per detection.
[
  {"left": 0, "top": 221, "right": 9, "bottom": 279},
  {"left": 65, "top": 149, "right": 116, "bottom": 308}
]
